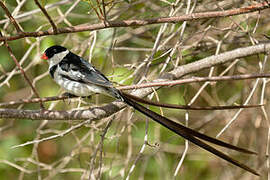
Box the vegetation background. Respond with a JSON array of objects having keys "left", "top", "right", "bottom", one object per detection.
[{"left": 0, "top": 0, "right": 270, "bottom": 179}]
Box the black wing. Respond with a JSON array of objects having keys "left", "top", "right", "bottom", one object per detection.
[{"left": 59, "top": 52, "right": 114, "bottom": 88}]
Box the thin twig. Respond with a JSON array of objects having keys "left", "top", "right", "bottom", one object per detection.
[
  {"left": 0, "top": 95, "right": 73, "bottom": 107},
  {"left": 34, "top": 0, "right": 58, "bottom": 33},
  {"left": 88, "top": 119, "right": 113, "bottom": 179},
  {"left": 11, "top": 119, "right": 92, "bottom": 148},
  {"left": 0, "top": 1, "right": 23, "bottom": 32},
  {"left": 0, "top": 0, "right": 71, "bottom": 25},
  {"left": 118, "top": 73, "right": 270, "bottom": 90},
  {"left": 0, "top": 160, "right": 33, "bottom": 174}
]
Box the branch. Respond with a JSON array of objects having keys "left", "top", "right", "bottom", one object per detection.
[
  {"left": 118, "top": 73, "right": 270, "bottom": 90},
  {"left": 1, "top": 73, "right": 269, "bottom": 109},
  {"left": 0, "top": 102, "right": 125, "bottom": 120},
  {"left": 0, "top": 0, "right": 71, "bottom": 25},
  {"left": 0, "top": 95, "right": 70, "bottom": 107},
  {"left": 164, "top": 43, "right": 270, "bottom": 79},
  {"left": 1, "top": 43, "right": 270, "bottom": 120},
  {"left": 34, "top": 0, "right": 58, "bottom": 33},
  {"left": 0, "top": 2, "right": 269, "bottom": 42},
  {"left": 0, "top": 1, "right": 23, "bottom": 33}
]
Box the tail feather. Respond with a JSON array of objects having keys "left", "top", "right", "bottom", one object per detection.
[{"left": 121, "top": 94, "right": 259, "bottom": 176}]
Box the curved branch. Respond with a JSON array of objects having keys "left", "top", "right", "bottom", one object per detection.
[
  {"left": 0, "top": 2, "right": 269, "bottom": 42},
  {"left": 0, "top": 102, "right": 125, "bottom": 120}
]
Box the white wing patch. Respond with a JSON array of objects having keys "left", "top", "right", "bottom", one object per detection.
[{"left": 70, "top": 69, "right": 85, "bottom": 79}]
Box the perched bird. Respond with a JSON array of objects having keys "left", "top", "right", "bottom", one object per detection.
[{"left": 42, "top": 45, "right": 259, "bottom": 176}]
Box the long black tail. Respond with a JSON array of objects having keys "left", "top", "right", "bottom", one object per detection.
[{"left": 121, "top": 93, "right": 259, "bottom": 176}]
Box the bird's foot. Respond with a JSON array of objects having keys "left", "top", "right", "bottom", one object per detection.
[{"left": 61, "top": 92, "right": 78, "bottom": 104}]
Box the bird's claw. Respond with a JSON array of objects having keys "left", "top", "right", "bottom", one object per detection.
[{"left": 62, "top": 92, "right": 78, "bottom": 104}]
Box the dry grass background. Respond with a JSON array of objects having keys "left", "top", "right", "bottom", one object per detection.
[{"left": 0, "top": 0, "right": 270, "bottom": 179}]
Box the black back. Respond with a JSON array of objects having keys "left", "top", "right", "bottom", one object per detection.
[{"left": 59, "top": 52, "right": 112, "bottom": 86}]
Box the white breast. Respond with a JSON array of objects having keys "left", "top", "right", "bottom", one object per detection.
[{"left": 54, "top": 69, "right": 109, "bottom": 96}]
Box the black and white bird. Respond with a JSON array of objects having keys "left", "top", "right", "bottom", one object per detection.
[
  {"left": 41, "top": 45, "right": 123, "bottom": 100},
  {"left": 42, "top": 45, "right": 259, "bottom": 176}
]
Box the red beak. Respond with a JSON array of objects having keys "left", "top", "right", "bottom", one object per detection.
[{"left": 41, "top": 53, "right": 48, "bottom": 60}]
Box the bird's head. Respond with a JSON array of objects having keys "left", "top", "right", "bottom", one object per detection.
[{"left": 42, "top": 45, "right": 69, "bottom": 65}]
